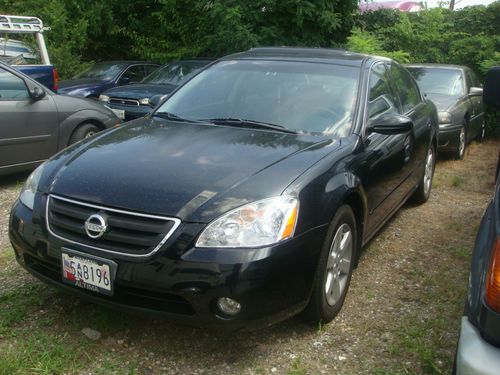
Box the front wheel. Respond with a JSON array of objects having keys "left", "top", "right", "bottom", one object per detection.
[
  {"left": 301, "top": 205, "right": 357, "bottom": 324},
  {"left": 69, "top": 123, "right": 100, "bottom": 145},
  {"left": 412, "top": 143, "right": 435, "bottom": 204}
]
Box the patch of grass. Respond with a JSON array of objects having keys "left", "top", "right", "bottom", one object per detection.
[
  {"left": 450, "top": 175, "right": 465, "bottom": 188},
  {"left": 287, "top": 358, "right": 307, "bottom": 375}
]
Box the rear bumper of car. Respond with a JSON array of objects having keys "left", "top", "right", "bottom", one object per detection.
[{"left": 456, "top": 316, "right": 500, "bottom": 375}]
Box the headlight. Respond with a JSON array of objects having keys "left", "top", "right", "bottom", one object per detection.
[
  {"left": 196, "top": 196, "right": 298, "bottom": 248},
  {"left": 99, "top": 94, "right": 110, "bottom": 103},
  {"left": 19, "top": 163, "right": 46, "bottom": 210},
  {"left": 438, "top": 111, "right": 452, "bottom": 124},
  {"left": 139, "top": 98, "right": 150, "bottom": 105}
]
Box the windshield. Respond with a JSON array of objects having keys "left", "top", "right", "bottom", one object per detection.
[
  {"left": 408, "top": 67, "right": 464, "bottom": 96},
  {"left": 143, "top": 61, "right": 208, "bottom": 85},
  {"left": 157, "top": 60, "right": 359, "bottom": 136},
  {"left": 74, "top": 62, "right": 126, "bottom": 80}
]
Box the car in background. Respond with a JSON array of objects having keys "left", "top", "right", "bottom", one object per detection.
[
  {"left": 0, "top": 62, "right": 120, "bottom": 176},
  {"left": 9, "top": 48, "right": 438, "bottom": 328},
  {"left": 406, "top": 64, "right": 484, "bottom": 159},
  {"left": 58, "top": 61, "right": 159, "bottom": 99},
  {"left": 98, "top": 59, "right": 211, "bottom": 121},
  {"left": 454, "top": 66, "right": 500, "bottom": 375}
]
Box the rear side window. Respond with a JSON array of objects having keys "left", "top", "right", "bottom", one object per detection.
[
  {"left": 389, "top": 64, "right": 421, "bottom": 113},
  {"left": 0, "top": 67, "right": 29, "bottom": 100},
  {"left": 368, "top": 63, "right": 400, "bottom": 120}
]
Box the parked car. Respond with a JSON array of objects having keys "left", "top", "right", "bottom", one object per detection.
[
  {"left": 406, "top": 64, "right": 484, "bottom": 159},
  {"left": 454, "top": 66, "right": 500, "bottom": 375},
  {"left": 98, "top": 59, "right": 212, "bottom": 121},
  {"left": 0, "top": 62, "right": 120, "bottom": 176},
  {"left": 58, "top": 61, "right": 159, "bottom": 99},
  {"left": 9, "top": 47, "right": 438, "bottom": 328},
  {"left": 0, "top": 15, "right": 59, "bottom": 91}
]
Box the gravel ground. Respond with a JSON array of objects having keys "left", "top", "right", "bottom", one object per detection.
[{"left": 0, "top": 139, "right": 498, "bottom": 375}]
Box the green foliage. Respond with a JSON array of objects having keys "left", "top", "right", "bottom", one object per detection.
[{"left": 346, "top": 28, "right": 410, "bottom": 63}]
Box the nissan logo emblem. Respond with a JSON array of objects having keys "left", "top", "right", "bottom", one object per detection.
[{"left": 84, "top": 214, "right": 108, "bottom": 239}]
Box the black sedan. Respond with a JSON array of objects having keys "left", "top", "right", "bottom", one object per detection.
[
  {"left": 9, "top": 48, "right": 438, "bottom": 328},
  {"left": 0, "top": 62, "right": 120, "bottom": 176},
  {"left": 98, "top": 59, "right": 211, "bottom": 121},
  {"left": 406, "top": 64, "right": 484, "bottom": 159}
]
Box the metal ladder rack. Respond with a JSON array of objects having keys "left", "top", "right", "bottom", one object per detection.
[{"left": 0, "top": 14, "right": 51, "bottom": 64}]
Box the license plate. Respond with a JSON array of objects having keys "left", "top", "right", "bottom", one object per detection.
[
  {"left": 61, "top": 249, "right": 116, "bottom": 296},
  {"left": 110, "top": 108, "right": 125, "bottom": 120}
]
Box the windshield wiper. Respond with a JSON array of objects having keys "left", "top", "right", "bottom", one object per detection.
[
  {"left": 203, "top": 118, "right": 297, "bottom": 134},
  {"left": 153, "top": 112, "right": 204, "bottom": 123}
]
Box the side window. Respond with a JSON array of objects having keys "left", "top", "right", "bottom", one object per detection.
[
  {"left": 0, "top": 67, "right": 30, "bottom": 100},
  {"left": 121, "top": 65, "right": 145, "bottom": 84},
  {"left": 368, "top": 63, "right": 400, "bottom": 120},
  {"left": 389, "top": 64, "right": 421, "bottom": 113},
  {"left": 144, "top": 65, "right": 158, "bottom": 77}
]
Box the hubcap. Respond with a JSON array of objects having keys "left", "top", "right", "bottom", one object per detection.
[
  {"left": 459, "top": 127, "right": 465, "bottom": 157},
  {"left": 423, "top": 147, "right": 434, "bottom": 196},
  {"left": 85, "top": 131, "right": 96, "bottom": 139},
  {"left": 325, "top": 223, "right": 353, "bottom": 306}
]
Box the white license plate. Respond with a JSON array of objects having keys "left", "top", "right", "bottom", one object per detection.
[
  {"left": 61, "top": 250, "right": 116, "bottom": 296},
  {"left": 110, "top": 108, "right": 125, "bottom": 120}
]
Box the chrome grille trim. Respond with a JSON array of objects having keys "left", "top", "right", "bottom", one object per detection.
[
  {"left": 109, "top": 97, "right": 140, "bottom": 106},
  {"left": 46, "top": 194, "right": 181, "bottom": 259}
]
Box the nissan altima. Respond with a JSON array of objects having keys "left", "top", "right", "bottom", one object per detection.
[{"left": 9, "top": 48, "right": 438, "bottom": 328}]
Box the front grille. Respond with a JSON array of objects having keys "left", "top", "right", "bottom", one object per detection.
[
  {"left": 46, "top": 195, "right": 181, "bottom": 257},
  {"left": 109, "top": 97, "right": 140, "bottom": 106},
  {"left": 24, "top": 253, "right": 195, "bottom": 315}
]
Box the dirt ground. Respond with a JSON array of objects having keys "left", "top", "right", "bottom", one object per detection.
[{"left": 0, "top": 139, "right": 498, "bottom": 375}]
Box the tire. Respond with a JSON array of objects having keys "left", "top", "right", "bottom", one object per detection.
[
  {"left": 412, "top": 143, "right": 435, "bottom": 205},
  {"left": 454, "top": 125, "right": 466, "bottom": 160},
  {"left": 476, "top": 120, "right": 485, "bottom": 142},
  {"left": 301, "top": 205, "right": 357, "bottom": 324},
  {"left": 68, "top": 123, "right": 100, "bottom": 145}
]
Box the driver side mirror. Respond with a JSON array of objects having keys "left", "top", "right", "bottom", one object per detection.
[
  {"left": 118, "top": 76, "right": 132, "bottom": 85},
  {"left": 470, "top": 87, "right": 483, "bottom": 95},
  {"left": 26, "top": 82, "right": 46, "bottom": 101},
  {"left": 367, "top": 113, "right": 413, "bottom": 135},
  {"left": 149, "top": 94, "right": 168, "bottom": 108}
]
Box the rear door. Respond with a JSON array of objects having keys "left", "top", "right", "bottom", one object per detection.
[
  {"left": 0, "top": 67, "right": 59, "bottom": 169},
  {"left": 466, "top": 68, "right": 484, "bottom": 138}
]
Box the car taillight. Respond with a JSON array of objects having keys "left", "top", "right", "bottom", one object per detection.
[
  {"left": 52, "top": 68, "right": 59, "bottom": 92},
  {"left": 485, "top": 237, "right": 500, "bottom": 312}
]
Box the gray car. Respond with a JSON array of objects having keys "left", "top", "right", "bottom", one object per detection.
[
  {"left": 406, "top": 64, "right": 484, "bottom": 159},
  {"left": 0, "top": 62, "right": 120, "bottom": 176}
]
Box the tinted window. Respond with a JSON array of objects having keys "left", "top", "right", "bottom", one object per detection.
[
  {"left": 144, "top": 61, "right": 208, "bottom": 85},
  {"left": 390, "top": 64, "right": 421, "bottom": 112},
  {"left": 121, "top": 65, "right": 146, "bottom": 83},
  {"left": 158, "top": 60, "right": 360, "bottom": 136},
  {"left": 368, "top": 63, "right": 400, "bottom": 119},
  {"left": 0, "top": 68, "right": 29, "bottom": 99},
  {"left": 407, "top": 67, "right": 464, "bottom": 96},
  {"left": 144, "top": 65, "right": 159, "bottom": 77},
  {"left": 74, "top": 62, "right": 126, "bottom": 80}
]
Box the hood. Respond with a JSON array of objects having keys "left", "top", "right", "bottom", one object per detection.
[
  {"left": 58, "top": 78, "right": 109, "bottom": 96},
  {"left": 425, "top": 93, "right": 459, "bottom": 111},
  {"left": 103, "top": 83, "right": 177, "bottom": 100},
  {"left": 49, "top": 118, "right": 338, "bottom": 221}
]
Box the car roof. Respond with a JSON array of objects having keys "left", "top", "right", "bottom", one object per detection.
[
  {"left": 405, "top": 63, "right": 466, "bottom": 71},
  {"left": 220, "top": 47, "right": 387, "bottom": 67}
]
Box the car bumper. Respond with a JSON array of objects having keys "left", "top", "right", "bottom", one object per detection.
[
  {"left": 456, "top": 316, "right": 500, "bottom": 375},
  {"left": 9, "top": 199, "right": 326, "bottom": 329},
  {"left": 437, "top": 124, "right": 461, "bottom": 150},
  {"left": 105, "top": 102, "right": 151, "bottom": 121}
]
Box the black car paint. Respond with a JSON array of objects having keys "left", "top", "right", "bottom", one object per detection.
[
  {"left": 466, "top": 162, "right": 500, "bottom": 346},
  {"left": 9, "top": 48, "right": 439, "bottom": 327}
]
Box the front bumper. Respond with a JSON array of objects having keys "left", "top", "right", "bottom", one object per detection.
[
  {"left": 456, "top": 316, "right": 500, "bottom": 375},
  {"left": 9, "top": 199, "right": 326, "bottom": 329},
  {"left": 437, "top": 123, "right": 461, "bottom": 150},
  {"left": 105, "top": 102, "right": 151, "bottom": 121}
]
